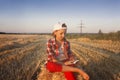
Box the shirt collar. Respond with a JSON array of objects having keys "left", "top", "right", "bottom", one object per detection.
[{"left": 53, "top": 38, "right": 67, "bottom": 47}]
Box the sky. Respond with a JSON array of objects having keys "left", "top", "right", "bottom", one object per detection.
[{"left": 0, "top": 0, "right": 120, "bottom": 33}]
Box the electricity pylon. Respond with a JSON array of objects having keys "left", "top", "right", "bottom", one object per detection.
[{"left": 79, "top": 20, "right": 85, "bottom": 35}]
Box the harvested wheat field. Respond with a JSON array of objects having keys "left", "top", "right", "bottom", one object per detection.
[{"left": 0, "top": 34, "right": 120, "bottom": 80}]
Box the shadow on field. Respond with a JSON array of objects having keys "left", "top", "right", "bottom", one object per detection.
[{"left": 83, "top": 56, "right": 120, "bottom": 80}]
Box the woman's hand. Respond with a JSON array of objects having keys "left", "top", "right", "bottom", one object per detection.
[
  {"left": 81, "top": 72, "right": 89, "bottom": 80},
  {"left": 64, "top": 61, "right": 74, "bottom": 65},
  {"left": 52, "top": 58, "right": 58, "bottom": 62}
]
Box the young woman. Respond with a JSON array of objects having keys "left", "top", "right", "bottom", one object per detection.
[{"left": 46, "top": 22, "right": 89, "bottom": 80}]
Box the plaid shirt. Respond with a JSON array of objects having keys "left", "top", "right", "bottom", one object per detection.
[{"left": 46, "top": 38, "right": 73, "bottom": 62}]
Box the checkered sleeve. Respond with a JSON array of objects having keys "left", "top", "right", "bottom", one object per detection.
[{"left": 46, "top": 39, "right": 55, "bottom": 61}]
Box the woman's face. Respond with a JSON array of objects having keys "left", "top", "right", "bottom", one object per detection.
[{"left": 54, "top": 29, "right": 67, "bottom": 41}]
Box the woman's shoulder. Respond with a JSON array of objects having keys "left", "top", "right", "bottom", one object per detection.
[{"left": 47, "top": 38, "right": 55, "bottom": 43}]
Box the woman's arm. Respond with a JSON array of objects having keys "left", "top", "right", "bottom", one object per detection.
[{"left": 46, "top": 39, "right": 56, "bottom": 61}]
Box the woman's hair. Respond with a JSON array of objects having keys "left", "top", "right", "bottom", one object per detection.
[
  {"left": 52, "top": 30, "right": 57, "bottom": 38},
  {"left": 62, "top": 23, "right": 67, "bottom": 28}
]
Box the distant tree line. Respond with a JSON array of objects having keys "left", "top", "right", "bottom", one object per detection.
[
  {"left": 0, "top": 32, "right": 6, "bottom": 34},
  {"left": 66, "top": 30, "right": 120, "bottom": 41},
  {"left": 0, "top": 32, "right": 51, "bottom": 35}
]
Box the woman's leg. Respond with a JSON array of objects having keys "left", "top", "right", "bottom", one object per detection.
[
  {"left": 46, "top": 62, "right": 75, "bottom": 80},
  {"left": 46, "top": 62, "right": 89, "bottom": 80},
  {"left": 62, "top": 65, "right": 89, "bottom": 80},
  {"left": 46, "top": 62, "right": 62, "bottom": 72},
  {"left": 64, "top": 72, "right": 75, "bottom": 80}
]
